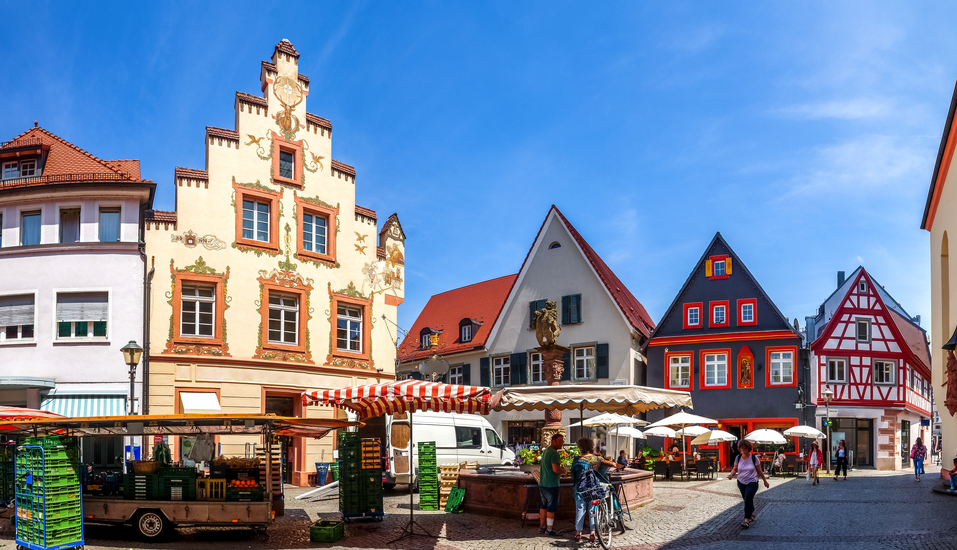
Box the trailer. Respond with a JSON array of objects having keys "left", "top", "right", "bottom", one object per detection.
[{"left": 5, "top": 414, "right": 352, "bottom": 541}]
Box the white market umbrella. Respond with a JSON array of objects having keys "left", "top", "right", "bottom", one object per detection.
[
  {"left": 675, "top": 426, "right": 710, "bottom": 437},
  {"left": 569, "top": 412, "right": 644, "bottom": 456},
  {"left": 690, "top": 429, "right": 738, "bottom": 446},
  {"left": 642, "top": 426, "right": 677, "bottom": 438},
  {"left": 609, "top": 426, "right": 646, "bottom": 438},
  {"left": 647, "top": 412, "right": 718, "bottom": 469},
  {"left": 783, "top": 425, "right": 826, "bottom": 439},
  {"left": 744, "top": 429, "right": 788, "bottom": 445}
]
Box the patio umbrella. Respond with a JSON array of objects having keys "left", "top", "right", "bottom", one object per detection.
[
  {"left": 744, "top": 429, "right": 788, "bottom": 445},
  {"left": 783, "top": 425, "right": 826, "bottom": 439},
  {"left": 609, "top": 426, "right": 645, "bottom": 438},
  {"left": 303, "top": 379, "right": 492, "bottom": 541},
  {"left": 646, "top": 411, "right": 718, "bottom": 469},
  {"left": 690, "top": 429, "right": 738, "bottom": 446},
  {"left": 642, "top": 426, "right": 677, "bottom": 438},
  {"left": 674, "top": 426, "right": 710, "bottom": 437},
  {"left": 568, "top": 412, "right": 643, "bottom": 454}
]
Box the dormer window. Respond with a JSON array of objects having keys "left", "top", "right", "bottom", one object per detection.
[
  {"left": 419, "top": 327, "right": 441, "bottom": 349},
  {"left": 458, "top": 318, "right": 482, "bottom": 344},
  {"left": 420, "top": 333, "right": 432, "bottom": 348},
  {"left": 2, "top": 159, "right": 40, "bottom": 180},
  {"left": 461, "top": 324, "right": 472, "bottom": 343}
]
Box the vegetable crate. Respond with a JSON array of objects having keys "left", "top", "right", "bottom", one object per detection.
[
  {"left": 310, "top": 519, "right": 345, "bottom": 543},
  {"left": 15, "top": 442, "right": 84, "bottom": 550},
  {"left": 416, "top": 442, "right": 439, "bottom": 510}
]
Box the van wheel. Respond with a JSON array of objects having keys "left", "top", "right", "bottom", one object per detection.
[
  {"left": 383, "top": 482, "right": 396, "bottom": 491},
  {"left": 134, "top": 510, "right": 168, "bottom": 540}
]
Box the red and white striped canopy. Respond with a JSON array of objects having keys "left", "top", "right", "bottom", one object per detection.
[{"left": 302, "top": 379, "right": 492, "bottom": 417}]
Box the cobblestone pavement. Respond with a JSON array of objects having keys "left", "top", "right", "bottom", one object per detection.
[{"left": 1, "top": 464, "right": 955, "bottom": 550}]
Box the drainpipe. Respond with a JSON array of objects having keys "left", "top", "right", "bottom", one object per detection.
[{"left": 143, "top": 256, "right": 154, "bottom": 414}]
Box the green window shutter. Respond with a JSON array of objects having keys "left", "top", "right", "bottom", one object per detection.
[
  {"left": 561, "top": 350, "right": 571, "bottom": 381},
  {"left": 518, "top": 353, "right": 528, "bottom": 385},
  {"left": 510, "top": 353, "right": 524, "bottom": 386},
  {"left": 462, "top": 364, "right": 471, "bottom": 386},
  {"left": 529, "top": 301, "right": 537, "bottom": 329},
  {"left": 480, "top": 357, "right": 491, "bottom": 387},
  {"left": 596, "top": 343, "right": 609, "bottom": 379},
  {"left": 571, "top": 294, "right": 581, "bottom": 324},
  {"left": 561, "top": 295, "right": 571, "bottom": 325}
]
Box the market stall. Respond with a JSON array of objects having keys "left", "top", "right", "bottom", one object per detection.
[{"left": 3, "top": 414, "right": 352, "bottom": 541}]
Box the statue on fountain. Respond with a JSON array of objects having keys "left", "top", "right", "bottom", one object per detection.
[{"left": 533, "top": 300, "right": 561, "bottom": 348}]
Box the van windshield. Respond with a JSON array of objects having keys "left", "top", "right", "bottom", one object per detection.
[{"left": 485, "top": 428, "right": 504, "bottom": 448}]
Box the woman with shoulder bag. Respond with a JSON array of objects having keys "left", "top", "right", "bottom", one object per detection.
[
  {"left": 727, "top": 440, "right": 769, "bottom": 529},
  {"left": 833, "top": 440, "right": 849, "bottom": 481},
  {"left": 805, "top": 441, "right": 823, "bottom": 485},
  {"left": 911, "top": 437, "right": 927, "bottom": 482}
]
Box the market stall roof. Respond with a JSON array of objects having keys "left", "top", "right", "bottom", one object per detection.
[
  {"left": 0, "top": 414, "right": 354, "bottom": 439},
  {"left": 489, "top": 385, "right": 692, "bottom": 416},
  {"left": 0, "top": 406, "right": 66, "bottom": 431},
  {"left": 303, "top": 379, "right": 492, "bottom": 417}
]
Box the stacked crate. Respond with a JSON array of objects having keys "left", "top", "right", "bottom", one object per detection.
[
  {"left": 416, "top": 442, "right": 438, "bottom": 510},
  {"left": 0, "top": 444, "right": 14, "bottom": 501},
  {"left": 123, "top": 474, "right": 160, "bottom": 500},
  {"left": 439, "top": 464, "right": 460, "bottom": 510},
  {"left": 160, "top": 467, "right": 198, "bottom": 501},
  {"left": 337, "top": 432, "right": 383, "bottom": 520},
  {"left": 16, "top": 436, "right": 83, "bottom": 549}
]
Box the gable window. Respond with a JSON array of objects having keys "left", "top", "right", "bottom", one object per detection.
[
  {"left": 56, "top": 291, "right": 109, "bottom": 340},
  {"left": 269, "top": 135, "right": 305, "bottom": 188},
  {"left": 493, "top": 356, "right": 510, "bottom": 386},
  {"left": 859, "top": 280, "right": 867, "bottom": 293},
  {"left": 874, "top": 360, "right": 894, "bottom": 385},
  {"left": 703, "top": 352, "right": 728, "bottom": 387},
  {"left": 21, "top": 211, "right": 40, "bottom": 246},
  {"left": 461, "top": 324, "right": 472, "bottom": 343},
  {"left": 737, "top": 298, "right": 757, "bottom": 326},
  {"left": 337, "top": 306, "right": 363, "bottom": 352},
  {"left": 669, "top": 354, "right": 691, "bottom": 388},
  {"left": 449, "top": 366, "right": 463, "bottom": 385},
  {"left": 242, "top": 200, "right": 270, "bottom": 242},
  {"left": 0, "top": 293, "right": 35, "bottom": 343},
  {"left": 529, "top": 299, "right": 548, "bottom": 329},
  {"left": 294, "top": 195, "right": 338, "bottom": 264},
  {"left": 98, "top": 208, "right": 120, "bottom": 242},
  {"left": 769, "top": 350, "right": 794, "bottom": 385},
  {"left": 529, "top": 352, "right": 544, "bottom": 384},
  {"left": 573, "top": 346, "right": 596, "bottom": 381},
  {"left": 562, "top": 294, "right": 582, "bottom": 325},
  {"left": 713, "top": 260, "right": 726, "bottom": 277},
  {"left": 279, "top": 150, "right": 295, "bottom": 180},
  {"left": 856, "top": 319, "right": 870, "bottom": 342},
  {"left": 268, "top": 293, "right": 299, "bottom": 345},
  {"left": 549, "top": 241, "right": 561, "bottom": 249},
  {"left": 741, "top": 303, "right": 752, "bottom": 322},
  {"left": 709, "top": 301, "right": 729, "bottom": 328},
  {"left": 234, "top": 182, "right": 282, "bottom": 253},
  {"left": 828, "top": 358, "right": 847, "bottom": 383},
  {"left": 60, "top": 209, "right": 80, "bottom": 243},
  {"left": 683, "top": 302, "right": 703, "bottom": 329},
  {"left": 180, "top": 284, "right": 215, "bottom": 338},
  {"left": 706, "top": 254, "right": 731, "bottom": 279}
]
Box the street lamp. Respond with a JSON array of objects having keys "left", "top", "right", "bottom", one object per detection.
[
  {"left": 821, "top": 386, "right": 834, "bottom": 473},
  {"left": 120, "top": 341, "right": 144, "bottom": 415}
]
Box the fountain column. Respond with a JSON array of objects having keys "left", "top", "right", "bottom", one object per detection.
[{"left": 539, "top": 343, "right": 570, "bottom": 448}]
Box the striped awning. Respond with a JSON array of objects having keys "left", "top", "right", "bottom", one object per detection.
[
  {"left": 40, "top": 393, "right": 127, "bottom": 417},
  {"left": 302, "top": 379, "right": 491, "bottom": 417}
]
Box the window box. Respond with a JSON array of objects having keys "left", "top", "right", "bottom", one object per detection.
[
  {"left": 270, "top": 133, "right": 304, "bottom": 189},
  {"left": 683, "top": 302, "right": 702, "bottom": 329},
  {"left": 233, "top": 180, "right": 282, "bottom": 254},
  {"left": 664, "top": 351, "right": 693, "bottom": 390},
  {"left": 737, "top": 298, "right": 757, "bottom": 327},
  {"left": 294, "top": 194, "right": 338, "bottom": 265},
  {"left": 765, "top": 346, "right": 797, "bottom": 387},
  {"left": 709, "top": 300, "right": 729, "bottom": 328},
  {"left": 699, "top": 348, "right": 731, "bottom": 389}
]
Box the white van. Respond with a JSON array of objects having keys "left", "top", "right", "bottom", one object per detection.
[{"left": 383, "top": 411, "right": 515, "bottom": 487}]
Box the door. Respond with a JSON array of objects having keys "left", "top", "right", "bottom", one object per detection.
[
  {"left": 454, "top": 423, "right": 486, "bottom": 464},
  {"left": 727, "top": 426, "right": 742, "bottom": 468},
  {"left": 901, "top": 420, "right": 910, "bottom": 468},
  {"left": 485, "top": 428, "right": 506, "bottom": 464},
  {"left": 264, "top": 396, "right": 297, "bottom": 484}
]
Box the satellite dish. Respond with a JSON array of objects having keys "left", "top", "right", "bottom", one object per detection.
[{"left": 418, "top": 353, "right": 450, "bottom": 381}]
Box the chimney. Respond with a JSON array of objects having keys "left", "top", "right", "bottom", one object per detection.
[
  {"left": 837, "top": 271, "right": 845, "bottom": 289},
  {"left": 914, "top": 314, "right": 921, "bottom": 326}
]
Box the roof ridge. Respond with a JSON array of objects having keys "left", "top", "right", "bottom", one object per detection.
[{"left": 23, "top": 126, "right": 131, "bottom": 178}]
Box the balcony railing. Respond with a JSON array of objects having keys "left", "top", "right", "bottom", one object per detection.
[
  {"left": 0, "top": 137, "right": 43, "bottom": 149},
  {"left": 0, "top": 172, "right": 135, "bottom": 189}
]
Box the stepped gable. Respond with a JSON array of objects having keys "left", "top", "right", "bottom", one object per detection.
[
  {"left": 261, "top": 60, "right": 310, "bottom": 84},
  {"left": 174, "top": 167, "right": 208, "bottom": 181},
  {"left": 206, "top": 126, "right": 239, "bottom": 141},
  {"left": 331, "top": 160, "right": 355, "bottom": 177},
  {"left": 355, "top": 205, "right": 376, "bottom": 220},
  {"left": 236, "top": 91, "right": 268, "bottom": 109},
  {"left": 398, "top": 274, "right": 519, "bottom": 362},
  {"left": 306, "top": 113, "right": 332, "bottom": 130},
  {"left": 145, "top": 210, "right": 177, "bottom": 223},
  {"left": 275, "top": 39, "right": 300, "bottom": 58}
]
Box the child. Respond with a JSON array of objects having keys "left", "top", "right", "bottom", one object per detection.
[{"left": 948, "top": 457, "right": 957, "bottom": 493}]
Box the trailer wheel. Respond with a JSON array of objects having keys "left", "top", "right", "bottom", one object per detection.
[{"left": 134, "top": 510, "right": 168, "bottom": 540}]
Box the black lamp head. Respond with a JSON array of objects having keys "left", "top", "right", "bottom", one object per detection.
[{"left": 944, "top": 325, "right": 957, "bottom": 351}]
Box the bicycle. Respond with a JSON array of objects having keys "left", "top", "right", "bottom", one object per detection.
[{"left": 590, "top": 482, "right": 626, "bottom": 549}]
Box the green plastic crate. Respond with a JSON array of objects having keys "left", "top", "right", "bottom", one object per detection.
[
  {"left": 445, "top": 486, "right": 465, "bottom": 512},
  {"left": 310, "top": 520, "right": 344, "bottom": 543}
]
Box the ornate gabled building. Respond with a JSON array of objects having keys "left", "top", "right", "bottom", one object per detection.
[
  {"left": 808, "top": 267, "right": 931, "bottom": 470},
  {"left": 144, "top": 40, "right": 405, "bottom": 486},
  {"left": 0, "top": 124, "right": 154, "bottom": 469}
]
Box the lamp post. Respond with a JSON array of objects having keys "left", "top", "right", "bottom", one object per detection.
[
  {"left": 120, "top": 341, "right": 144, "bottom": 415},
  {"left": 821, "top": 386, "right": 833, "bottom": 473}
]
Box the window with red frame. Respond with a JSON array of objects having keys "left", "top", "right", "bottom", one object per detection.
[
  {"left": 683, "top": 302, "right": 703, "bottom": 329},
  {"left": 709, "top": 301, "right": 729, "bottom": 328},
  {"left": 737, "top": 298, "right": 757, "bottom": 326}
]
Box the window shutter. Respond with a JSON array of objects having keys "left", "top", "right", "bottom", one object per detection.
[
  {"left": 0, "top": 295, "right": 34, "bottom": 326},
  {"left": 529, "top": 301, "right": 537, "bottom": 329},
  {"left": 480, "top": 357, "right": 491, "bottom": 387},
  {"left": 572, "top": 294, "right": 582, "bottom": 324},
  {"left": 510, "top": 353, "right": 523, "bottom": 386},
  {"left": 462, "top": 364, "right": 471, "bottom": 386},
  {"left": 56, "top": 292, "right": 108, "bottom": 322},
  {"left": 561, "top": 295, "right": 571, "bottom": 325},
  {"left": 726, "top": 257, "right": 732, "bottom": 275},
  {"left": 596, "top": 343, "right": 609, "bottom": 379},
  {"left": 518, "top": 353, "right": 528, "bottom": 385},
  {"left": 705, "top": 260, "right": 712, "bottom": 277},
  {"left": 561, "top": 350, "right": 571, "bottom": 381}
]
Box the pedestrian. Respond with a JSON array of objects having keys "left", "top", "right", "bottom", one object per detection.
[
  {"left": 806, "top": 441, "right": 823, "bottom": 485},
  {"left": 538, "top": 432, "right": 566, "bottom": 536},
  {"left": 946, "top": 457, "right": 957, "bottom": 493},
  {"left": 771, "top": 447, "right": 785, "bottom": 477},
  {"left": 833, "top": 440, "right": 849, "bottom": 481},
  {"left": 617, "top": 450, "right": 629, "bottom": 467},
  {"left": 727, "top": 439, "right": 769, "bottom": 529},
  {"left": 911, "top": 437, "right": 927, "bottom": 482},
  {"left": 572, "top": 438, "right": 624, "bottom": 542}
]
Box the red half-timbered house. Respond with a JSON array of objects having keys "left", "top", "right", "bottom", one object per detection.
[{"left": 809, "top": 267, "right": 932, "bottom": 470}]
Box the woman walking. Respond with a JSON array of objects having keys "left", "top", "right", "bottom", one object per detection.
[
  {"left": 805, "top": 441, "right": 823, "bottom": 485},
  {"left": 911, "top": 437, "right": 927, "bottom": 482},
  {"left": 727, "top": 440, "right": 769, "bottom": 529},
  {"left": 572, "top": 437, "right": 623, "bottom": 542},
  {"left": 833, "top": 440, "right": 849, "bottom": 481}
]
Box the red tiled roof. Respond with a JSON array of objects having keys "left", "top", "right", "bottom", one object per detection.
[
  {"left": 887, "top": 308, "right": 932, "bottom": 371},
  {"left": 260, "top": 61, "right": 310, "bottom": 84},
  {"left": 398, "top": 274, "right": 519, "bottom": 363},
  {"left": 104, "top": 160, "right": 141, "bottom": 180},
  {"left": 306, "top": 113, "right": 332, "bottom": 130},
  {"left": 275, "top": 39, "right": 300, "bottom": 58},
  {"left": 550, "top": 206, "right": 655, "bottom": 337},
  {"left": 355, "top": 205, "right": 376, "bottom": 220},
  {"left": 331, "top": 159, "right": 355, "bottom": 177},
  {"left": 3, "top": 126, "right": 132, "bottom": 179},
  {"left": 145, "top": 210, "right": 177, "bottom": 223},
  {"left": 175, "top": 167, "right": 208, "bottom": 180},
  {"left": 236, "top": 91, "right": 268, "bottom": 108},
  {"left": 377, "top": 246, "right": 386, "bottom": 260},
  {"left": 206, "top": 127, "right": 239, "bottom": 141}
]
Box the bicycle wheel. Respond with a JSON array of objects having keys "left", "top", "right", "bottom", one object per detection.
[
  {"left": 612, "top": 495, "right": 626, "bottom": 533},
  {"left": 596, "top": 497, "right": 614, "bottom": 549}
]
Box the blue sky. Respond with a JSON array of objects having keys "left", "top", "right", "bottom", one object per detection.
[{"left": 2, "top": 2, "right": 954, "bottom": 342}]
